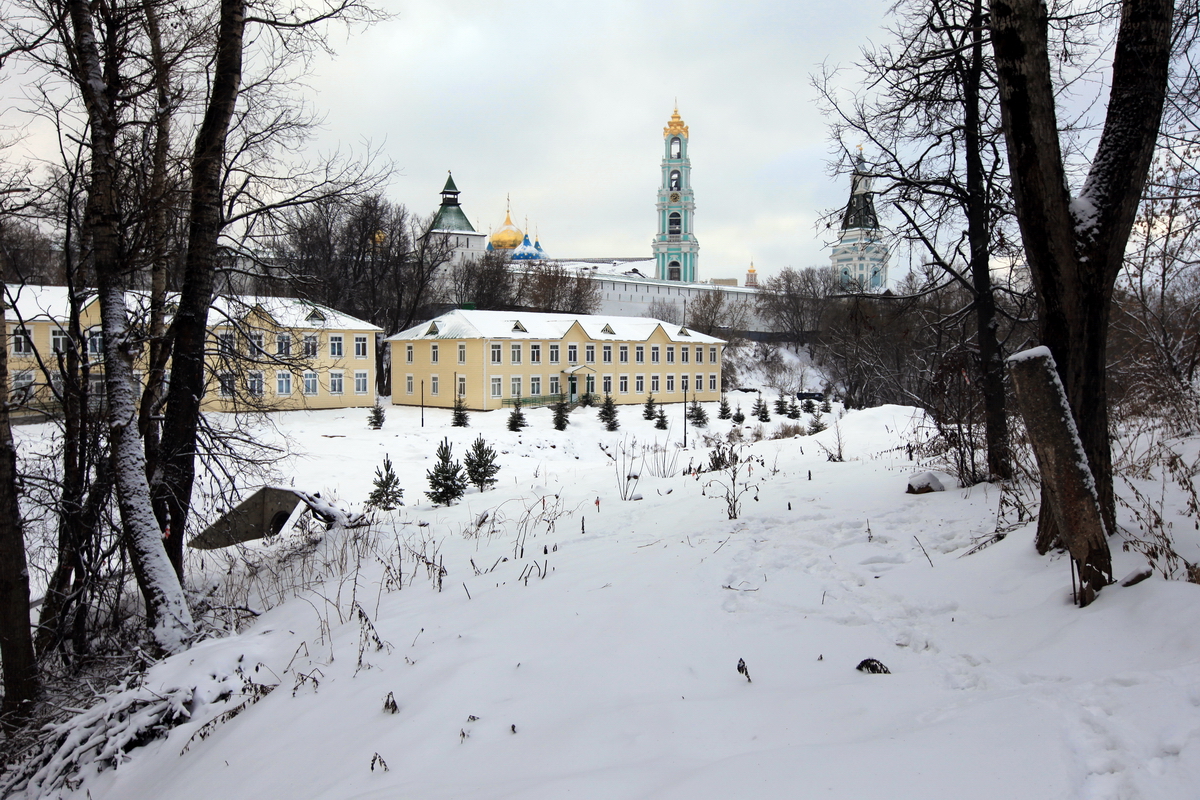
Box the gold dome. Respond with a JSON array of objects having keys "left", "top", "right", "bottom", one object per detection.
[
  {"left": 489, "top": 211, "right": 523, "bottom": 250},
  {"left": 664, "top": 105, "right": 689, "bottom": 139}
]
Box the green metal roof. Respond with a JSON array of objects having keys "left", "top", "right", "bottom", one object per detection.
[
  {"left": 431, "top": 203, "right": 476, "bottom": 233},
  {"left": 443, "top": 173, "right": 459, "bottom": 193}
]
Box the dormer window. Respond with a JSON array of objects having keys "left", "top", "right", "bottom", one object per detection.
[
  {"left": 306, "top": 310, "right": 325, "bottom": 323},
  {"left": 678, "top": 327, "right": 691, "bottom": 336},
  {"left": 600, "top": 324, "right": 615, "bottom": 335},
  {"left": 426, "top": 322, "right": 439, "bottom": 335},
  {"left": 512, "top": 321, "right": 527, "bottom": 332}
]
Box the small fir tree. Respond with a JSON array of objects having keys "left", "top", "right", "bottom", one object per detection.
[
  {"left": 643, "top": 393, "right": 657, "bottom": 420},
  {"left": 425, "top": 438, "right": 467, "bottom": 506},
  {"left": 598, "top": 393, "right": 619, "bottom": 431},
  {"left": 732, "top": 405, "right": 745, "bottom": 424},
  {"left": 368, "top": 402, "right": 386, "bottom": 430},
  {"left": 717, "top": 394, "right": 732, "bottom": 420},
  {"left": 464, "top": 434, "right": 501, "bottom": 492},
  {"left": 654, "top": 404, "right": 669, "bottom": 430},
  {"left": 787, "top": 399, "right": 801, "bottom": 419},
  {"left": 507, "top": 398, "right": 527, "bottom": 431},
  {"left": 687, "top": 397, "right": 709, "bottom": 427},
  {"left": 754, "top": 393, "right": 771, "bottom": 422},
  {"left": 807, "top": 410, "right": 828, "bottom": 435},
  {"left": 366, "top": 455, "right": 404, "bottom": 510},
  {"left": 802, "top": 398, "right": 816, "bottom": 414},
  {"left": 452, "top": 392, "right": 470, "bottom": 427},
  {"left": 552, "top": 394, "right": 570, "bottom": 430},
  {"left": 774, "top": 393, "right": 788, "bottom": 415},
  {"left": 820, "top": 398, "right": 832, "bottom": 413}
]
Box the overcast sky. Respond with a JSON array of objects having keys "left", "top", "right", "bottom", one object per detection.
[{"left": 302, "top": 0, "right": 896, "bottom": 283}]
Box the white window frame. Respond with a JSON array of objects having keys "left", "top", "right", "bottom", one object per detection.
[
  {"left": 406, "top": 344, "right": 414, "bottom": 363},
  {"left": 651, "top": 374, "right": 660, "bottom": 393},
  {"left": 567, "top": 344, "right": 578, "bottom": 363},
  {"left": 491, "top": 343, "right": 502, "bottom": 364},
  {"left": 406, "top": 374, "right": 414, "bottom": 394},
  {"left": 491, "top": 376, "right": 502, "bottom": 397},
  {"left": 602, "top": 344, "right": 612, "bottom": 363},
  {"left": 585, "top": 344, "right": 595, "bottom": 363},
  {"left": 619, "top": 375, "right": 628, "bottom": 393},
  {"left": 354, "top": 335, "right": 368, "bottom": 358},
  {"left": 248, "top": 371, "right": 264, "bottom": 396},
  {"left": 530, "top": 343, "right": 541, "bottom": 364},
  {"left": 511, "top": 376, "right": 522, "bottom": 398},
  {"left": 52, "top": 329, "right": 70, "bottom": 354},
  {"left": 666, "top": 346, "right": 675, "bottom": 364},
  {"left": 549, "top": 376, "right": 560, "bottom": 395},
  {"left": 511, "top": 343, "right": 522, "bottom": 364},
  {"left": 530, "top": 375, "right": 541, "bottom": 395},
  {"left": 430, "top": 374, "right": 439, "bottom": 395},
  {"left": 635, "top": 345, "right": 644, "bottom": 363},
  {"left": 329, "top": 370, "right": 344, "bottom": 395},
  {"left": 354, "top": 370, "right": 369, "bottom": 394},
  {"left": 430, "top": 343, "right": 439, "bottom": 364},
  {"left": 329, "top": 335, "right": 344, "bottom": 358},
  {"left": 602, "top": 375, "right": 612, "bottom": 394},
  {"left": 651, "top": 345, "right": 660, "bottom": 364},
  {"left": 276, "top": 333, "right": 291, "bottom": 356},
  {"left": 457, "top": 375, "right": 466, "bottom": 396},
  {"left": 619, "top": 345, "right": 629, "bottom": 363},
  {"left": 666, "top": 374, "right": 675, "bottom": 393},
  {"left": 709, "top": 373, "right": 717, "bottom": 391},
  {"left": 219, "top": 372, "right": 235, "bottom": 397},
  {"left": 303, "top": 371, "right": 319, "bottom": 395},
  {"left": 635, "top": 375, "right": 644, "bottom": 393},
  {"left": 249, "top": 331, "right": 264, "bottom": 355},
  {"left": 304, "top": 335, "right": 319, "bottom": 357},
  {"left": 549, "top": 344, "right": 560, "bottom": 364},
  {"left": 11, "top": 326, "right": 32, "bottom": 356},
  {"left": 458, "top": 343, "right": 467, "bottom": 364},
  {"left": 276, "top": 371, "right": 292, "bottom": 395}
]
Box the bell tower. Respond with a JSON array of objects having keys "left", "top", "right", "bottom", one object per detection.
[{"left": 653, "top": 107, "right": 699, "bottom": 282}]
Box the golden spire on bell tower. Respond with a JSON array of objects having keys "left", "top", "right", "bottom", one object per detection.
[{"left": 664, "top": 104, "right": 689, "bottom": 139}]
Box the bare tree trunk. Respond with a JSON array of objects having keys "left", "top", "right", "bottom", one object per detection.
[
  {"left": 0, "top": 254, "right": 39, "bottom": 729},
  {"left": 154, "top": 0, "right": 246, "bottom": 578},
  {"left": 65, "top": 0, "right": 194, "bottom": 653},
  {"left": 989, "top": 0, "right": 1174, "bottom": 548}
]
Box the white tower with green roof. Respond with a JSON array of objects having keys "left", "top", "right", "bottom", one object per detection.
[
  {"left": 429, "top": 172, "right": 487, "bottom": 265},
  {"left": 652, "top": 107, "right": 699, "bottom": 282}
]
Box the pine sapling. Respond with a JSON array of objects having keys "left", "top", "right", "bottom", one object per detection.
[
  {"left": 366, "top": 455, "right": 404, "bottom": 510},
  {"left": 654, "top": 404, "right": 668, "bottom": 430},
  {"left": 787, "top": 399, "right": 801, "bottom": 419},
  {"left": 368, "top": 402, "right": 386, "bottom": 430},
  {"left": 643, "top": 393, "right": 657, "bottom": 420},
  {"left": 599, "top": 393, "right": 619, "bottom": 431},
  {"left": 463, "top": 434, "right": 501, "bottom": 492},
  {"left": 687, "top": 397, "right": 708, "bottom": 427},
  {"left": 717, "top": 394, "right": 732, "bottom": 420},
  {"left": 774, "top": 393, "right": 788, "bottom": 415},
  {"left": 552, "top": 394, "right": 570, "bottom": 430},
  {"left": 802, "top": 398, "right": 816, "bottom": 414},
  {"left": 507, "top": 398, "right": 527, "bottom": 431},
  {"left": 732, "top": 405, "right": 745, "bottom": 424},
  {"left": 425, "top": 438, "right": 467, "bottom": 506},
  {"left": 820, "top": 398, "right": 832, "bottom": 413},
  {"left": 452, "top": 393, "right": 470, "bottom": 427},
  {"left": 754, "top": 393, "right": 770, "bottom": 422},
  {"left": 807, "top": 410, "right": 827, "bottom": 435}
]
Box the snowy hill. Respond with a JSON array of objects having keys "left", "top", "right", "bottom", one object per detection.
[{"left": 11, "top": 402, "right": 1200, "bottom": 799}]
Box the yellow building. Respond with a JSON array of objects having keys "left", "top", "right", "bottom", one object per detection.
[
  {"left": 387, "top": 309, "right": 725, "bottom": 411},
  {"left": 5, "top": 285, "right": 381, "bottom": 413}
]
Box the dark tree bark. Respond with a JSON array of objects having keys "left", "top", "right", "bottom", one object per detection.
[
  {"left": 989, "top": 0, "right": 1174, "bottom": 554},
  {"left": 0, "top": 249, "right": 39, "bottom": 729},
  {"left": 154, "top": 0, "right": 245, "bottom": 578}
]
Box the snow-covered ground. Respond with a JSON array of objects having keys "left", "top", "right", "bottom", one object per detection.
[{"left": 12, "top": 399, "right": 1200, "bottom": 799}]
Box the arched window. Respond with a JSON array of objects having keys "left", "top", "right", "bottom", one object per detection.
[
  {"left": 668, "top": 261, "right": 681, "bottom": 281},
  {"left": 668, "top": 212, "right": 681, "bottom": 234},
  {"left": 670, "top": 138, "right": 681, "bottom": 158},
  {"left": 670, "top": 170, "right": 681, "bottom": 190}
]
